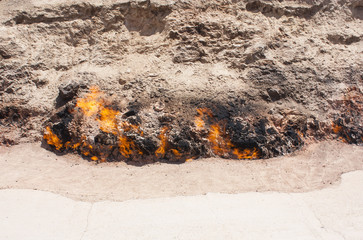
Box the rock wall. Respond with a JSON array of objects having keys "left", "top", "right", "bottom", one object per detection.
[{"left": 0, "top": 0, "right": 362, "bottom": 162}]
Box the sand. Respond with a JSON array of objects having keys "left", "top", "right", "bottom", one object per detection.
[
  {"left": 1, "top": 171, "right": 363, "bottom": 240},
  {"left": 0, "top": 140, "right": 362, "bottom": 202}
]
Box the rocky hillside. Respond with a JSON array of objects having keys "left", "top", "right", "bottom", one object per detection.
[{"left": 0, "top": 0, "right": 362, "bottom": 163}]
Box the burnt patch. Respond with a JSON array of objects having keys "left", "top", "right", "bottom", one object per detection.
[{"left": 42, "top": 85, "right": 363, "bottom": 164}]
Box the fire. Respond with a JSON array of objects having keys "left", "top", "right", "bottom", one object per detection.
[
  {"left": 64, "top": 141, "right": 81, "bottom": 150},
  {"left": 154, "top": 126, "right": 183, "bottom": 159},
  {"left": 195, "top": 108, "right": 260, "bottom": 159},
  {"left": 118, "top": 135, "right": 140, "bottom": 158},
  {"left": 185, "top": 157, "right": 195, "bottom": 162},
  {"left": 155, "top": 126, "right": 168, "bottom": 158},
  {"left": 99, "top": 108, "right": 119, "bottom": 134},
  {"left": 44, "top": 87, "right": 262, "bottom": 162},
  {"left": 120, "top": 121, "right": 144, "bottom": 136},
  {"left": 44, "top": 86, "right": 148, "bottom": 161},
  {"left": 233, "top": 148, "right": 259, "bottom": 159},
  {"left": 43, "top": 126, "right": 63, "bottom": 150},
  {"left": 332, "top": 123, "right": 342, "bottom": 134},
  {"left": 208, "top": 123, "right": 231, "bottom": 156},
  {"left": 76, "top": 86, "right": 104, "bottom": 117},
  {"left": 195, "top": 108, "right": 213, "bottom": 130},
  {"left": 171, "top": 149, "right": 182, "bottom": 158}
]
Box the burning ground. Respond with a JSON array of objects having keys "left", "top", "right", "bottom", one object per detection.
[{"left": 42, "top": 85, "right": 363, "bottom": 164}]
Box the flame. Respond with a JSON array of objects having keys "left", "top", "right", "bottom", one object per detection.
[
  {"left": 331, "top": 122, "right": 353, "bottom": 143},
  {"left": 99, "top": 108, "right": 119, "bottom": 134},
  {"left": 208, "top": 123, "right": 231, "bottom": 156},
  {"left": 76, "top": 86, "right": 145, "bottom": 159},
  {"left": 44, "top": 87, "right": 263, "bottom": 162},
  {"left": 118, "top": 135, "right": 139, "bottom": 158},
  {"left": 208, "top": 123, "right": 259, "bottom": 159},
  {"left": 197, "top": 109, "right": 260, "bottom": 159},
  {"left": 233, "top": 148, "right": 259, "bottom": 159},
  {"left": 154, "top": 126, "right": 183, "bottom": 159},
  {"left": 171, "top": 149, "right": 182, "bottom": 158},
  {"left": 43, "top": 126, "right": 63, "bottom": 150},
  {"left": 76, "top": 86, "right": 104, "bottom": 117},
  {"left": 332, "top": 123, "right": 342, "bottom": 134},
  {"left": 120, "top": 121, "right": 144, "bottom": 135},
  {"left": 155, "top": 126, "right": 168, "bottom": 158},
  {"left": 185, "top": 158, "right": 195, "bottom": 162},
  {"left": 64, "top": 141, "right": 81, "bottom": 150},
  {"left": 195, "top": 108, "right": 213, "bottom": 130}
]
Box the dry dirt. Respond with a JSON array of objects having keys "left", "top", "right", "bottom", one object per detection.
[{"left": 0, "top": 140, "right": 362, "bottom": 202}]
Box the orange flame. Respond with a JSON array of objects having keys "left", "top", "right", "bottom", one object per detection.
[
  {"left": 332, "top": 123, "right": 342, "bottom": 134},
  {"left": 154, "top": 126, "right": 183, "bottom": 159},
  {"left": 64, "top": 141, "right": 81, "bottom": 150},
  {"left": 208, "top": 124, "right": 259, "bottom": 159},
  {"left": 195, "top": 108, "right": 213, "bottom": 130},
  {"left": 197, "top": 108, "right": 260, "bottom": 159},
  {"left": 171, "top": 149, "right": 182, "bottom": 158},
  {"left": 120, "top": 121, "right": 144, "bottom": 136},
  {"left": 43, "top": 126, "right": 63, "bottom": 150},
  {"left": 76, "top": 86, "right": 104, "bottom": 117},
  {"left": 155, "top": 126, "right": 168, "bottom": 158},
  {"left": 185, "top": 157, "right": 195, "bottom": 162},
  {"left": 208, "top": 123, "right": 231, "bottom": 156},
  {"left": 118, "top": 135, "right": 139, "bottom": 158},
  {"left": 99, "top": 108, "right": 119, "bottom": 134},
  {"left": 45, "top": 87, "right": 263, "bottom": 162},
  {"left": 233, "top": 148, "right": 259, "bottom": 159}
]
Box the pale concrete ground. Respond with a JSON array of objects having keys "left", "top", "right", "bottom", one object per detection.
[{"left": 0, "top": 170, "right": 362, "bottom": 240}]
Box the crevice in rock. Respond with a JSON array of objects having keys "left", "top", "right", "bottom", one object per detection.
[{"left": 246, "top": 0, "right": 329, "bottom": 19}]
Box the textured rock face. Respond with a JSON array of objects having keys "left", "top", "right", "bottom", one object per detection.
[{"left": 0, "top": 0, "right": 362, "bottom": 162}]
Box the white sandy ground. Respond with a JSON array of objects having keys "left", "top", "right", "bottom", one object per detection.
[{"left": 0, "top": 171, "right": 362, "bottom": 240}]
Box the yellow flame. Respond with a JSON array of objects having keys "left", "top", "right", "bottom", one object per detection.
[
  {"left": 76, "top": 86, "right": 104, "bottom": 117},
  {"left": 99, "top": 108, "right": 119, "bottom": 134}
]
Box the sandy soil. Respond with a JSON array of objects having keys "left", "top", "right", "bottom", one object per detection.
[{"left": 0, "top": 140, "right": 362, "bottom": 202}]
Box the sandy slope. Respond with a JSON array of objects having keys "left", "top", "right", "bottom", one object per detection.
[{"left": 0, "top": 140, "right": 362, "bottom": 202}]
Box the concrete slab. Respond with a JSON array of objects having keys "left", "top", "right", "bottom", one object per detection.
[{"left": 0, "top": 171, "right": 362, "bottom": 240}]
